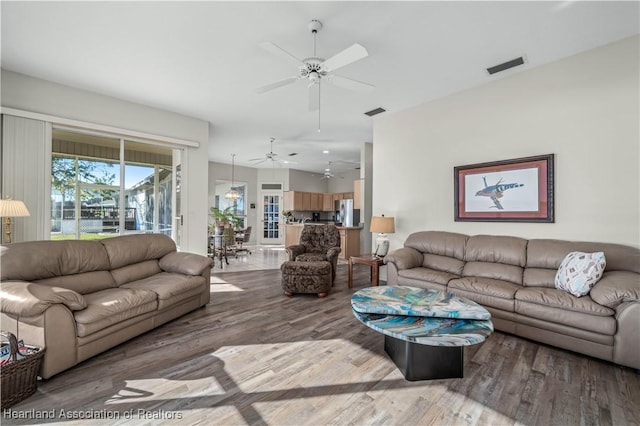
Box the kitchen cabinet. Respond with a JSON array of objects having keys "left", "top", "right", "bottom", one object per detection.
[
  {"left": 342, "top": 192, "right": 354, "bottom": 200},
  {"left": 310, "top": 193, "right": 322, "bottom": 211},
  {"left": 339, "top": 227, "right": 361, "bottom": 260},
  {"left": 301, "top": 192, "right": 311, "bottom": 211},
  {"left": 322, "top": 193, "right": 333, "bottom": 212},
  {"left": 354, "top": 179, "right": 362, "bottom": 209},
  {"left": 286, "top": 191, "right": 348, "bottom": 212},
  {"left": 284, "top": 191, "right": 305, "bottom": 211}
]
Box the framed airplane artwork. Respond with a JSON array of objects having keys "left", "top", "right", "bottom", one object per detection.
[{"left": 454, "top": 154, "right": 554, "bottom": 222}]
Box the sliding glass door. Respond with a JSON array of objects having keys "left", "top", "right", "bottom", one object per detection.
[{"left": 50, "top": 129, "right": 182, "bottom": 242}]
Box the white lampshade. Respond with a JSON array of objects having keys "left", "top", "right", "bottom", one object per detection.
[{"left": 0, "top": 199, "right": 31, "bottom": 217}]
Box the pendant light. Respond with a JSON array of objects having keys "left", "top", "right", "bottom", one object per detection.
[{"left": 225, "top": 154, "right": 240, "bottom": 200}]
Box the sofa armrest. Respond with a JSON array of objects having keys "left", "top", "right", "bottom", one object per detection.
[
  {"left": 286, "top": 245, "right": 305, "bottom": 261},
  {"left": 159, "top": 252, "right": 213, "bottom": 276},
  {"left": 0, "top": 281, "right": 86, "bottom": 317},
  {"left": 614, "top": 301, "right": 640, "bottom": 369},
  {"left": 384, "top": 247, "right": 423, "bottom": 270},
  {"left": 589, "top": 271, "right": 640, "bottom": 308}
]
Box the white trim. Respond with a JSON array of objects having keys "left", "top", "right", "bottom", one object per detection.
[{"left": 0, "top": 107, "right": 199, "bottom": 148}]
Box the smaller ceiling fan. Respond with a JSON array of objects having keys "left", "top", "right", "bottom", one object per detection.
[
  {"left": 248, "top": 138, "right": 296, "bottom": 167},
  {"left": 320, "top": 162, "right": 344, "bottom": 179}
]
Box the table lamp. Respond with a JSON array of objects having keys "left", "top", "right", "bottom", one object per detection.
[
  {"left": 370, "top": 214, "right": 395, "bottom": 257},
  {"left": 0, "top": 198, "right": 31, "bottom": 244}
]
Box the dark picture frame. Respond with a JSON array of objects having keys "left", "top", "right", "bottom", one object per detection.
[{"left": 454, "top": 154, "right": 554, "bottom": 222}]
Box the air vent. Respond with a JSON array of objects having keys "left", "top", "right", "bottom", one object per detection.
[
  {"left": 486, "top": 56, "right": 525, "bottom": 75},
  {"left": 288, "top": 152, "right": 298, "bottom": 156},
  {"left": 364, "top": 107, "right": 386, "bottom": 117}
]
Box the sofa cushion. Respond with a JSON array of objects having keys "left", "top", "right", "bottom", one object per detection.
[
  {"left": 465, "top": 235, "right": 527, "bottom": 267},
  {"left": 527, "top": 239, "right": 640, "bottom": 274},
  {"left": 295, "top": 253, "right": 327, "bottom": 263},
  {"left": 100, "top": 234, "right": 176, "bottom": 270},
  {"left": 523, "top": 268, "right": 556, "bottom": 288},
  {"left": 110, "top": 260, "right": 162, "bottom": 286},
  {"left": 448, "top": 277, "right": 521, "bottom": 312},
  {"left": 404, "top": 231, "right": 467, "bottom": 260},
  {"left": 395, "top": 276, "right": 447, "bottom": 292},
  {"left": 74, "top": 288, "right": 158, "bottom": 337},
  {"left": 462, "top": 261, "right": 524, "bottom": 285},
  {"left": 398, "top": 267, "right": 458, "bottom": 286},
  {"left": 35, "top": 270, "right": 116, "bottom": 294},
  {"left": 515, "top": 288, "right": 615, "bottom": 335},
  {"left": 0, "top": 240, "right": 110, "bottom": 282},
  {"left": 422, "top": 253, "right": 465, "bottom": 276},
  {"left": 555, "top": 251, "right": 606, "bottom": 297},
  {"left": 121, "top": 272, "right": 207, "bottom": 310},
  {"left": 515, "top": 287, "right": 614, "bottom": 316}
]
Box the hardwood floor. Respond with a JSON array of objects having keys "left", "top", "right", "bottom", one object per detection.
[{"left": 4, "top": 265, "right": 639, "bottom": 425}]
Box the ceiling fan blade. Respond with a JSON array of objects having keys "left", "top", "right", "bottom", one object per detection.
[
  {"left": 308, "top": 83, "right": 320, "bottom": 112},
  {"left": 256, "top": 76, "right": 298, "bottom": 94},
  {"left": 320, "top": 43, "right": 368, "bottom": 72},
  {"left": 259, "top": 42, "right": 304, "bottom": 66},
  {"left": 250, "top": 159, "right": 268, "bottom": 165},
  {"left": 328, "top": 74, "right": 375, "bottom": 92}
]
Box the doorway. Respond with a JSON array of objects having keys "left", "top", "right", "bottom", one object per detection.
[{"left": 259, "top": 189, "right": 282, "bottom": 244}]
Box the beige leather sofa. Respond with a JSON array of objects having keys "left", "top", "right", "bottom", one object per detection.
[
  {"left": 0, "top": 234, "right": 212, "bottom": 379},
  {"left": 385, "top": 231, "right": 640, "bottom": 370}
]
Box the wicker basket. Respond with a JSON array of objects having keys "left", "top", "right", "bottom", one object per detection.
[{"left": 0, "top": 331, "right": 45, "bottom": 409}]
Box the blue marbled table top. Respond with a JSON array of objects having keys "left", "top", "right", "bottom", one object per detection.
[
  {"left": 353, "top": 310, "right": 493, "bottom": 346},
  {"left": 351, "top": 286, "right": 493, "bottom": 347},
  {"left": 351, "top": 286, "right": 491, "bottom": 320}
]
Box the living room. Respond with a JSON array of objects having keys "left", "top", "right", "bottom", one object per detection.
[{"left": 1, "top": 1, "right": 639, "bottom": 425}]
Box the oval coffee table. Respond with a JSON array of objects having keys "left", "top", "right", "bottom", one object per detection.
[{"left": 352, "top": 286, "right": 493, "bottom": 381}]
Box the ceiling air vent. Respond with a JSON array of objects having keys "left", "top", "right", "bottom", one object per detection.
[
  {"left": 364, "top": 107, "right": 386, "bottom": 117},
  {"left": 486, "top": 56, "right": 525, "bottom": 75}
]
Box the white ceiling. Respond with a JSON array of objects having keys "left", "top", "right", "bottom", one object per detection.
[{"left": 2, "top": 1, "right": 638, "bottom": 174}]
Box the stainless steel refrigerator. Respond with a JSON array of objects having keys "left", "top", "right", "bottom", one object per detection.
[{"left": 335, "top": 199, "right": 359, "bottom": 227}]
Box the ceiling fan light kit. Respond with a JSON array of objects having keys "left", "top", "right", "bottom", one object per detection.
[{"left": 257, "top": 19, "right": 374, "bottom": 132}]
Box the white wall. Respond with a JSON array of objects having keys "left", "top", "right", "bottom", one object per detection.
[
  {"left": 373, "top": 35, "right": 639, "bottom": 250},
  {"left": 289, "top": 169, "right": 329, "bottom": 192},
  {"left": 1, "top": 70, "right": 210, "bottom": 255},
  {"left": 327, "top": 169, "right": 360, "bottom": 193}
]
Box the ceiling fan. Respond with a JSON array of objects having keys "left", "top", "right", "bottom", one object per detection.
[
  {"left": 256, "top": 19, "right": 374, "bottom": 131},
  {"left": 320, "top": 162, "right": 344, "bottom": 180},
  {"left": 248, "top": 138, "right": 296, "bottom": 167}
]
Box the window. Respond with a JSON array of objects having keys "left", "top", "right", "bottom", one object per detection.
[{"left": 50, "top": 129, "right": 180, "bottom": 241}]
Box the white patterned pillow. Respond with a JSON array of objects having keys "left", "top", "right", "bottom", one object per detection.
[{"left": 555, "top": 251, "right": 606, "bottom": 297}]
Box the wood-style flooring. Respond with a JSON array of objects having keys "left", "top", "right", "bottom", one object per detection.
[{"left": 4, "top": 265, "right": 639, "bottom": 425}]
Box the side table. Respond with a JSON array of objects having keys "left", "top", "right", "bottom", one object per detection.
[{"left": 348, "top": 254, "right": 385, "bottom": 288}]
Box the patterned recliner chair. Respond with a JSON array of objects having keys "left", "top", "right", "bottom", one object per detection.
[{"left": 285, "top": 225, "right": 341, "bottom": 281}]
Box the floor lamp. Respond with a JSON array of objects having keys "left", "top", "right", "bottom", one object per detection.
[
  {"left": 0, "top": 199, "right": 31, "bottom": 244},
  {"left": 370, "top": 214, "right": 395, "bottom": 257}
]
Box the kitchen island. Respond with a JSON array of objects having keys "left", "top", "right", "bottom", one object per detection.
[{"left": 284, "top": 223, "right": 362, "bottom": 259}]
